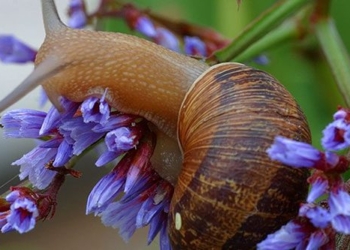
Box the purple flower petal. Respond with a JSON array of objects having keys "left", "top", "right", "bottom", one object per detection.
[
  {"left": 322, "top": 120, "right": 350, "bottom": 151},
  {"left": 5, "top": 191, "right": 20, "bottom": 203},
  {"left": 333, "top": 109, "right": 347, "bottom": 120},
  {"left": 184, "top": 36, "right": 207, "bottom": 57},
  {"left": 1, "top": 109, "right": 46, "bottom": 138},
  {"left": 155, "top": 28, "right": 180, "bottom": 52},
  {"left": 68, "top": 0, "right": 87, "bottom": 29},
  {"left": 332, "top": 215, "right": 350, "bottom": 234},
  {"left": 59, "top": 117, "right": 105, "bottom": 155},
  {"left": 92, "top": 114, "right": 137, "bottom": 133},
  {"left": 95, "top": 151, "right": 122, "bottom": 167},
  {"left": 159, "top": 222, "right": 172, "bottom": 250},
  {"left": 13, "top": 147, "right": 57, "bottom": 189},
  {"left": 299, "top": 204, "right": 331, "bottom": 228},
  {"left": 307, "top": 177, "right": 328, "bottom": 203},
  {"left": 81, "top": 90, "right": 110, "bottom": 125},
  {"left": 101, "top": 200, "right": 142, "bottom": 242},
  {"left": 105, "top": 127, "right": 140, "bottom": 152},
  {"left": 329, "top": 189, "right": 350, "bottom": 233},
  {"left": 88, "top": 153, "right": 136, "bottom": 214},
  {"left": 4, "top": 198, "right": 38, "bottom": 234},
  {"left": 68, "top": 10, "right": 87, "bottom": 29},
  {"left": 329, "top": 189, "right": 350, "bottom": 216},
  {"left": 53, "top": 140, "right": 73, "bottom": 167},
  {"left": 40, "top": 97, "right": 80, "bottom": 135},
  {"left": 325, "top": 151, "right": 339, "bottom": 166},
  {"left": 40, "top": 138, "right": 63, "bottom": 148},
  {"left": 0, "top": 35, "right": 36, "bottom": 64},
  {"left": 305, "top": 231, "right": 328, "bottom": 250},
  {"left": 124, "top": 142, "right": 154, "bottom": 193},
  {"left": 136, "top": 194, "right": 164, "bottom": 228},
  {"left": 86, "top": 172, "right": 125, "bottom": 215},
  {"left": 267, "top": 136, "right": 321, "bottom": 168},
  {"left": 257, "top": 221, "right": 307, "bottom": 250},
  {"left": 135, "top": 16, "right": 157, "bottom": 38},
  {"left": 147, "top": 211, "right": 165, "bottom": 244},
  {"left": 253, "top": 55, "right": 269, "bottom": 65}
]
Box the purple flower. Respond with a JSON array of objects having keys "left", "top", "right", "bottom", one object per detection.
[
  {"left": 306, "top": 177, "right": 328, "bottom": 203},
  {"left": 124, "top": 138, "right": 154, "bottom": 193},
  {"left": 59, "top": 117, "right": 105, "bottom": 155},
  {"left": 159, "top": 223, "right": 172, "bottom": 250},
  {"left": 136, "top": 184, "right": 170, "bottom": 230},
  {"left": 95, "top": 126, "right": 144, "bottom": 166},
  {"left": 13, "top": 147, "right": 57, "bottom": 189},
  {"left": 184, "top": 36, "right": 207, "bottom": 57},
  {"left": 81, "top": 90, "right": 110, "bottom": 125},
  {"left": 263, "top": 108, "right": 350, "bottom": 249},
  {"left": 69, "top": 10, "right": 87, "bottom": 29},
  {"left": 155, "top": 28, "right": 180, "bottom": 52},
  {"left": 322, "top": 119, "right": 350, "bottom": 151},
  {"left": 333, "top": 109, "right": 347, "bottom": 120},
  {"left": 68, "top": 0, "right": 87, "bottom": 29},
  {"left": 92, "top": 114, "right": 137, "bottom": 133},
  {"left": 1, "top": 191, "right": 38, "bottom": 234},
  {"left": 329, "top": 189, "right": 350, "bottom": 233},
  {"left": 2, "top": 88, "right": 173, "bottom": 247},
  {"left": 39, "top": 97, "right": 80, "bottom": 135},
  {"left": 253, "top": 55, "right": 269, "bottom": 65},
  {"left": 299, "top": 204, "right": 331, "bottom": 228},
  {"left": 267, "top": 136, "right": 322, "bottom": 168},
  {"left": 135, "top": 16, "right": 157, "bottom": 38},
  {"left": 99, "top": 179, "right": 171, "bottom": 247},
  {"left": 88, "top": 128, "right": 172, "bottom": 249},
  {"left": 53, "top": 140, "right": 73, "bottom": 166},
  {"left": 325, "top": 151, "right": 339, "bottom": 166},
  {"left": 0, "top": 35, "right": 37, "bottom": 63},
  {"left": 305, "top": 231, "right": 328, "bottom": 250},
  {"left": 101, "top": 199, "right": 142, "bottom": 242},
  {"left": 95, "top": 151, "right": 122, "bottom": 167},
  {"left": 1, "top": 109, "right": 46, "bottom": 138},
  {"left": 257, "top": 221, "right": 307, "bottom": 249},
  {"left": 105, "top": 127, "right": 140, "bottom": 152},
  {"left": 86, "top": 153, "right": 133, "bottom": 215}
]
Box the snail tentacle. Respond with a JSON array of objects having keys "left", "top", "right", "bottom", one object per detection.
[{"left": 0, "top": 56, "right": 65, "bottom": 112}]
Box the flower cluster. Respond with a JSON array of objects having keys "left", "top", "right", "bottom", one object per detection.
[
  {"left": 124, "top": 10, "right": 221, "bottom": 57},
  {"left": 0, "top": 189, "right": 39, "bottom": 234},
  {"left": 1, "top": 92, "right": 173, "bottom": 250},
  {"left": 64, "top": 0, "right": 230, "bottom": 57},
  {"left": 258, "top": 107, "right": 350, "bottom": 249}
]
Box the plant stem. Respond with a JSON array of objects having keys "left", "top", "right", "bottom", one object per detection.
[
  {"left": 209, "top": 0, "right": 312, "bottom": 63},
  {"left": 315, "top": 18, "right": 350, "bottom": 106},
  {"left": 234, "top": 19, "right": 302, "bottom": 63}
]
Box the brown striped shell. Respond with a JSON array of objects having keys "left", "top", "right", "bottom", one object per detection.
[{"left": 168, "top": 63, "right": 311, "bottom": 249}]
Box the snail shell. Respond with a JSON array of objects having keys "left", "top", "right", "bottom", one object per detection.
[
  {"left": 169, "top": 63, "right": 311, "bottom": 249},
  {"left": 0, "top": 1, "right": 311, "bottom": 249}
]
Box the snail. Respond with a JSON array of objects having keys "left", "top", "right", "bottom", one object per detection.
[{"left": 0, "top": 0, "right": 311, "bottom": 249}]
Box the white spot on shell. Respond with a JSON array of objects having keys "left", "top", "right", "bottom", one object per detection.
[{"left": 175, "top": 212, "right": 182, "bottom": 230}]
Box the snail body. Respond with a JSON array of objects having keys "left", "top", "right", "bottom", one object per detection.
[{"left": 0, "top": 1, "right": 311, "bottom": 249}]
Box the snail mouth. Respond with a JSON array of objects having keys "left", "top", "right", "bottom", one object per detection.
[{"left": 1, "top": 92, "right": 174, "bottom": 247}]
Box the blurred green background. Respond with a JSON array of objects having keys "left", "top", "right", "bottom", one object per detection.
[{"left": 1, "top": 0, "right": 350, "bottom": 249}]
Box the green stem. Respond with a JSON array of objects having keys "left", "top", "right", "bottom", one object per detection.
[
  {"left": 209, "top": 0, "right": 312, "bottom": 63},
  {"left": 234, "top": 19, "right": 302, "bottom": 63},
  {"left": 315, "top": 18, "right": 350, "bottom": 106}
]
